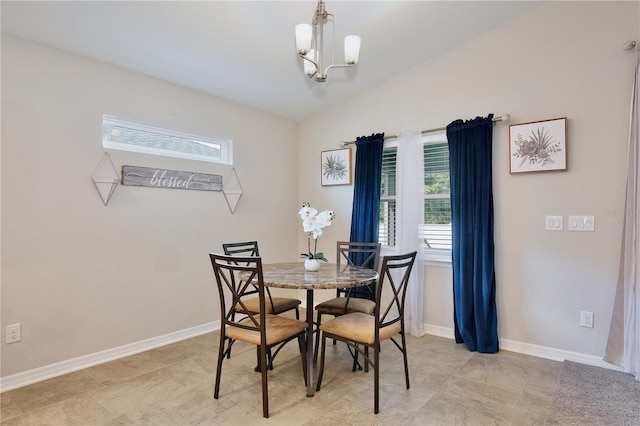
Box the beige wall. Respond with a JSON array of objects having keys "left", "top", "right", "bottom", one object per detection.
[
  {"left": 1, "top": 36, "right": 299, "bottom": 377},
  {"left": 298, "top": 1, "right": 639, "bottom": 358}
]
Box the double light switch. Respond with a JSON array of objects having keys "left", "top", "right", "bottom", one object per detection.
[
  {"left": 568, "top": 215, "right": 595, "bottom": 232},
  {"left": 545, "top": 216, "right": 563, "bottom": 231},
  {"left": 545, "top": 215, "right": 595, "bottom": 232}
]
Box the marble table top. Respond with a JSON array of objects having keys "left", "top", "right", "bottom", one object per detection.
[{"left": 255, "top": 262, "right": 378, "bottom": 290}]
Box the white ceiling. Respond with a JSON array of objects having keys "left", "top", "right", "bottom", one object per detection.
[{"left": 1, "top": 1, "right": 541, "bottom": 122}]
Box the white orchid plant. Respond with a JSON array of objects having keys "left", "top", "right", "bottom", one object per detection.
[{"left": 298, "top": 201, "right": 335, "bottom": 261}]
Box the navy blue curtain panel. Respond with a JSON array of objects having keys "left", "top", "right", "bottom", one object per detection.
[
  {"left": 349, "top": 133, "right": 384, "bottom": 296},
  {"left": 446, "top": 115, "right": 499, "bottom": 353}
]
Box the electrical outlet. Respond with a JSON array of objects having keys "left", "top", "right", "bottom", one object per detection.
[
  {"left": 6, "top": 323, "right": 22, "bottom": 343},
  {"left": 580, "top": 311, "right": 594, "bottom": 328}
]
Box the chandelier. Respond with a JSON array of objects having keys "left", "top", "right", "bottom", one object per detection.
[{"left": 295, "top": 0, "right": 361, "bottom": 83}]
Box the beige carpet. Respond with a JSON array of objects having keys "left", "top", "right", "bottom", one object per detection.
[{"left": 545, "top": 360, "right": 640, "bottom": 425}]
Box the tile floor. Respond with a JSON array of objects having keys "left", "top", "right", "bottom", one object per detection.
[{"left": 1, "top": 321, "right": 565, "bottom": 425}]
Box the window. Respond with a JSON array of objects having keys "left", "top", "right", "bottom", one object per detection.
[
  {"left": 422, "top": 139, "right": 451, "bottom": 251},
  {"left": 102, "top": 115, "right": 233, "bottom": 165},
  {"left": 378, "top": 132, "right": 452, "bottom": 258}
]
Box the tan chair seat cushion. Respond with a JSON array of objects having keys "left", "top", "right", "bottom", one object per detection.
[
  {"left": 226, "top": 315, "right": 308, "bottom": 346},
  {"left": 315, "top": 297, "right": 376, "bottom": 315},
  {"left": 235, "top": 297, "right": 301, "bottom": 315},
  {"left": 319, "top": 312, "right": 401, "bottom": 345}
]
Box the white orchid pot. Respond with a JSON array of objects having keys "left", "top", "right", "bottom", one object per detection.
[{"left": 304, "top": 258, "right": 321, "bottom": 272}]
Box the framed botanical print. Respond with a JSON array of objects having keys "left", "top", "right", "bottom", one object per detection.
[
  {"left": 509, "top": 117, "right": 567, "bottom": 174},
  {"left": 321, "top": 148, "right": 351, "bottom": 186}
]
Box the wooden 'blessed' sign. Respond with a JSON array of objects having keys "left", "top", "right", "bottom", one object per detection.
[{"left": 121, "top": 165, "right": 222, "bottom": 192}]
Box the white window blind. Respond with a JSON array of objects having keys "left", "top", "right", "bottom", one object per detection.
[
  {"left": 379, "top": 146, "right": 397, "bottom": 247},
  {"left": 102, "top": 115, "right": 233, "bottom": 165},
  {"left": 378, "top": 133, "right": 452, "bottom": 258},
  {"left": 423, "top": 141, "right": 452, "bottom": 251}
]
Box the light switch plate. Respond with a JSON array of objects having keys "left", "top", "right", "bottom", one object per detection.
[
  {"left": 545, "top": 215, "right": 563, "bottom": 231},
  {"left": 568, "top": 215, "right": 595, "bottom": 232}
]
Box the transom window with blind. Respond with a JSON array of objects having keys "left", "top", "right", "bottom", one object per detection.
[
  {"left": 102, "top": 115, "right": 233, "bottom": 165},
  {"left": 378, "top": 131, "right": 452, "bottom": 258}
]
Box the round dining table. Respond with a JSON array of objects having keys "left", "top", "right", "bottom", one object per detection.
[{"left": 259, "top": 261, "right": 378, "bottom": 397}]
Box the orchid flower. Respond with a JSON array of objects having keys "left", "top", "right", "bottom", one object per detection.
[{"left": 299, "top": 202, "right": 335, "bottom": 261}]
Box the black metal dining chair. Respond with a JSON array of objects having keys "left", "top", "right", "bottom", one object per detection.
[
  {"left": 223, "top": 241, "right": 301, "bottom": 319},
  {"left": 314, "top": 251, "right": 417, "bottom": 414},
  {"left": 222, "top": 241, "right": 302, "bottom": 369},
  {"left": 210, "top": 253, "right": 308, "bottom": 419},
  {"left": 313, "top": 241, "right": 381, "bottom": 362}
]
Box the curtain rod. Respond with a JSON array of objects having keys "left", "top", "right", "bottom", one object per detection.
[{"left": 339, "top": 114, "right": 510, "bottom": 147}]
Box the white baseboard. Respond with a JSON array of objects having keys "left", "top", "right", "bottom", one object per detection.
[
  {"left": 0, "top": 321, "right": 220, "bottom": 392},
  {"left": 499, "top": 337, "right": 625, "bottom": 371},
  {"left": 422, "top": 323, "right": 624, "bottom": 371},
  {"left": 423, "top": 323, "right": 455, "bottom": 339},
  {"left": 1, "top": 320, "right": 624, "bottom": 392}
]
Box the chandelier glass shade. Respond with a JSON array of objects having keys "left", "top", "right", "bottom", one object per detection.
[{"left": 295, "top": 1, "right": 361, "bottom": 83}]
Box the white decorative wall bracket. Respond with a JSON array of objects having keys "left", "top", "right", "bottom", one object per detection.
[
  {"left": 92, "top": 153, "right": 120, "bottom": 206},
  {"left": 223, "top": 168, "right": 243, "bottom": 214}
]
